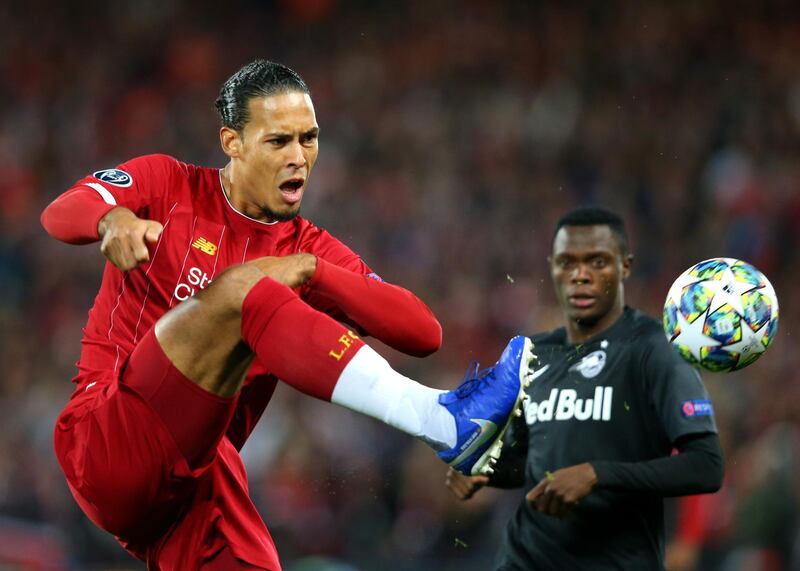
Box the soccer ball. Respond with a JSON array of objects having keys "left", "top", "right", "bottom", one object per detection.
[{"left": 663, "top": 258, "right": 779, "bottom": 372}]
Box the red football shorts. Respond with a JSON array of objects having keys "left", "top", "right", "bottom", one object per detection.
[{"left": 53, "top": 328, "right": 281, "bottom": 570}]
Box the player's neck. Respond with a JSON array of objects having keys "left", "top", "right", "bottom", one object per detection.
[
  {"left": 566, "top": 303, "right": 625, "bottom": 345},
  {"left": 219, "top": 164, "right": 278, "bottom": 224}
]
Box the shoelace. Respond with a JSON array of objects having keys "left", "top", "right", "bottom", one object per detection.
[{"left": 454, "top": 361, "right": 495, "bottom": 398}]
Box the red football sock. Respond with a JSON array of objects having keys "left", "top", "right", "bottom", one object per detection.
[{"left": 240, "top": 276, "right": 365, "bottom": 401}]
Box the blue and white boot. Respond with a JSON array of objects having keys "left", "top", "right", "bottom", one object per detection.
[{"left": 437, "top": 335, "right": 536, "bottom": 476}]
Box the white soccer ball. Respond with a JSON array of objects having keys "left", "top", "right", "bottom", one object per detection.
[{"left": 663, "top": 258, "right": 779, "bottom": 372}]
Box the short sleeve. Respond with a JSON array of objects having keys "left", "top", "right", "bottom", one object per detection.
[
  {"left": 644, "top": 333, "right": 718, "bottom": 443},
  {"left": 72, "top": 154, "right": 177, "bottom": 217}
]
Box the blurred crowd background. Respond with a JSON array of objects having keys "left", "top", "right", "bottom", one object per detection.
[{"left": 1, "top": 0, "right": 799, "bottom": 569}]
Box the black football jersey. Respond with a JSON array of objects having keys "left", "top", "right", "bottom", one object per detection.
[{"left": 497, "top": 307, "right": 717, "bottom": 571}]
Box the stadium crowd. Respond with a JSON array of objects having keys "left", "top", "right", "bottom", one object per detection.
[{"left": 0, "top": 0, "right": 798, "bottom": 569}]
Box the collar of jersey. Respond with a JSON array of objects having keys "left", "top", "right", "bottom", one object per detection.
[
  {"left": 218, "top": 170, "right": 281, "bottom": 227},
  {"left": 559, "top": 306, "right": 634, "bottom": 347}
]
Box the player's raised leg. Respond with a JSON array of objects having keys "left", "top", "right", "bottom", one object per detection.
[
  {"left": 55, "top": 252, "right": 534, "bottom": 570},
  {"left": 151, "top": 256, "right": 456, "bottom": 455},
  {"left": 150, "top": 254, "right": 535, "bottom": 475}
]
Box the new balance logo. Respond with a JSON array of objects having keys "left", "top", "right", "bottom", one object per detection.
[
  {"left": 525, "top": 387, "right": 614, "bottom": 424},
  {"left": 192, "top": 237, "right": 218, "bottom": 255}
]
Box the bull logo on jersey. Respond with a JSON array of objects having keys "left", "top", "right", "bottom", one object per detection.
[
  {"left": 92, "top": 168, "right": 133, "bottom": 187},
  {"left": 569, "top": 350, "right": 607, "bottom": 379}
]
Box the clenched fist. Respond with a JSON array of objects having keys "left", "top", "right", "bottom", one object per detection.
[{"left": 98, "top": 207, "right": 164, "bottom": 271}]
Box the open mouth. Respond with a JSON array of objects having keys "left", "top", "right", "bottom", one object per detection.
[{"left": 279, "top": 179, "right": 304, "bottom": 204}]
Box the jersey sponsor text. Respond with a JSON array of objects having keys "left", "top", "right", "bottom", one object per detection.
[
  {"left": 525, "top": 386, "right": 614, "bottom": 424},
  {"left": 174, "top": 266, "right": 213, "bottom": 301}
]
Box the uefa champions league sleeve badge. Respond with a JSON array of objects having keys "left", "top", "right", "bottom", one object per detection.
[{"left": 93, "top": 169, "right": 133, "bottom": 187}]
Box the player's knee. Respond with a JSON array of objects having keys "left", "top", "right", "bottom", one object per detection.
[
  {"left": 206, "top": 262, "right": 300, "bottom": 318},
  {"left": 200, "top": 263, "right": 268, "bottom": 314}
]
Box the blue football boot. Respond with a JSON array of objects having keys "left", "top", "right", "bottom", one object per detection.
[{"left": 437, "top": 335, "right": 536, "bottom": 476}]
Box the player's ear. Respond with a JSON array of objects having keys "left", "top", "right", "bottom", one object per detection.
[
  {"left": 220, "top": 127, "right": 243, "bottom": 158},
  {"left": 621, "top": 254, "right": 633, "bottom": 280}
]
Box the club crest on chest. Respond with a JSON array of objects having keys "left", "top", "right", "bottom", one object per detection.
[{"left": 568, "top": 349, "right": 608, "bottom": 379}]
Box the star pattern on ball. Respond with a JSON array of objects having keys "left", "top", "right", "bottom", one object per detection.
[
  {"left": 673, "top": 308, "right": 721, "bottom": 361},
  {"left": 701, "top": 267, "right": 758, "bottom": 315},
  {"left": 720, "top": 319, "right": 768, "bottom": 358},
  {"left": 667, "top": 271, "right": 705, "bottom": 305}
]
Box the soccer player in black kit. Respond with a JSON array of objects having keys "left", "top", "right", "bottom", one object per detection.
[{"left": 446, "top": 207, "right": 724, "bottom": 570}]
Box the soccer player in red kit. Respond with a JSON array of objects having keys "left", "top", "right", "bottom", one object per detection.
[{"left": 41, "top": 61, "right": 534, "bottom": 570}]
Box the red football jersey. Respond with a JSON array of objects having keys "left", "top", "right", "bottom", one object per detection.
[
  {"left": 71, "top": 154, "right": 374, "bottom": 385},
  {"left": 44, "top": 153, "right": 441, "bottom": 568}
]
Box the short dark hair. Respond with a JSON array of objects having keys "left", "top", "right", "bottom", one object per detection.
[
  {"left": 552, "top": 206, "right": 630, "bottom": 255},
  {"left": 215, "top": 60, "right": 310, "bottom": 132}
]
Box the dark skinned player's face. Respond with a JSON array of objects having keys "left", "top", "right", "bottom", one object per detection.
[{"left": 549, "top": 225, "right": 632, "bottom": 337}]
